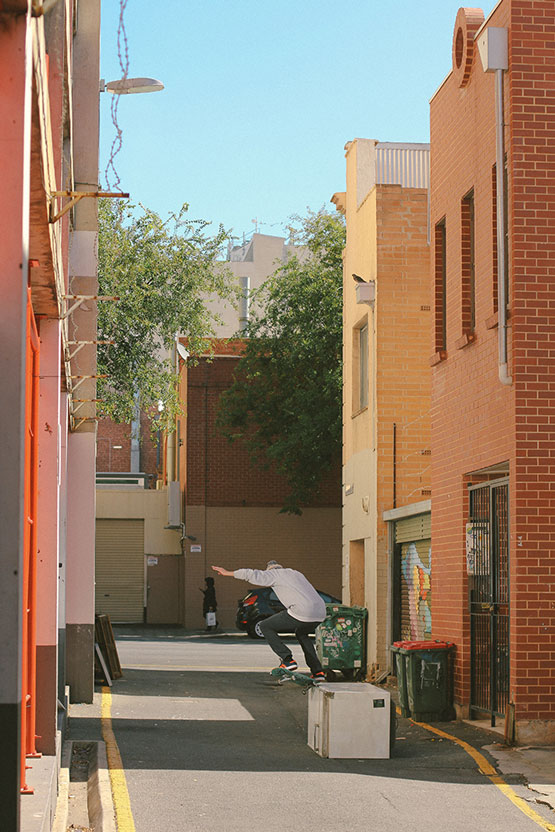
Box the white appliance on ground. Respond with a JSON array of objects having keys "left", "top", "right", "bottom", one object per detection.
[{"left": 307, "top": 682, "right": 391, "bottom": 759}]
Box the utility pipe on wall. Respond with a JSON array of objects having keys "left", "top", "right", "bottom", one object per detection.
[
  {"left": 130, "top": 389, "right": 141, "bottom": 473},
  {"left": 165, "top": 342, "right": 178, "bottom": 483},
  {"left": 478, "top": 26, "right": 511, "bottom": 385},
  {"left": 239, "top": 276, "right": 250, "bottom": 332}
]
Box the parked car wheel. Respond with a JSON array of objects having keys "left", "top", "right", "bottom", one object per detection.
[{"left": 247, "top": 618, "right": 265, "bottom": 639}]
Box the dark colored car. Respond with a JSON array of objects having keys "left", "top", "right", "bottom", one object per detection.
[{"left": 236, "top": 587, "right": 341, "bottom": 639}]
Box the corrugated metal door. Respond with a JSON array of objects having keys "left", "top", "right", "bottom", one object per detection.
[
  {"left": 95, "top": 519, "right": 145, "bottom": 623},
  {"left": 395, "top": 514, "right": 432, "bottom": 642}
]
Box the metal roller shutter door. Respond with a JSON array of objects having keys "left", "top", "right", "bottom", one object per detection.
[
  {"left": 395, "top": 514, "right": 431, "bottom": 642},
  {"left": 395, "top": 514, "right": 431, "bottom": 544},
  {"left": 95, "top": 519, "right": 145, "bottom": 623}
]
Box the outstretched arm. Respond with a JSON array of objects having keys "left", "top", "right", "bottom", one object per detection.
[{"left": 212, "top": 565, "right": 277, "bottom": 586}]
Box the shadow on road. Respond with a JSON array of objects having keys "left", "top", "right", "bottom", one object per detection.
[{"left": 70, "top": 667, "right": 521, "bottom": 788}]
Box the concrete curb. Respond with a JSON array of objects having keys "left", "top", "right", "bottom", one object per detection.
[
  {"left": 485, "top": 742, "right": 555, "bottom": 811},
  {"left": 89, "top": 741, "right": 116, "bottom": 832},
  {"left": 50, "top": 741, "right": 71, "bottom": 832}
]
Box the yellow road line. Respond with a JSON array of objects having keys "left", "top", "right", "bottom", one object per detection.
[
  {"left": 101, "top": 686, "right": 137, "bottom": 832},
  {"left": 397, "top": 707, "right": 555, "bottom": 831}
]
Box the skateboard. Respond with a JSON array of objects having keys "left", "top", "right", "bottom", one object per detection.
[{"left": 270, "top": 667, "right": 325, "bottom": 693}]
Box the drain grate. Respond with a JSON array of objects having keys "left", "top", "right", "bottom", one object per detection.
[{"left": 67, "top": 742, "right": 94, "bottom": 832}]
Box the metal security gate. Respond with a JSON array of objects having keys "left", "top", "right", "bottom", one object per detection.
[{"left": 467, "top": 480, "right": 509, "bottom": 725}]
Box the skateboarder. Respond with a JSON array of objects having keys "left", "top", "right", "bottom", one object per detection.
[{"left": 212, "top": 561, "right": 326, "bottom": 680}]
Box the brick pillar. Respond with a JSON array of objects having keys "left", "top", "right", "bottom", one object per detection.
[{"left": 510, "top": 0, "right": 555, "bottom": 741}]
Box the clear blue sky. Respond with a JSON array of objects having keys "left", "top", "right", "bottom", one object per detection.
[{"left": 99, "top": 0, "right": 496, "bottom": 241}]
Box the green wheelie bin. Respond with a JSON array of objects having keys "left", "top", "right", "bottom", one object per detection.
[
  {"left": 392, "top": 640, "right": 455, "bottom": 721},
  {"left": 315, "top": 605, "right": 368, "bottom": 680},
  {"left": 390, "top": 642, "right": 410, "bottom": 717}
]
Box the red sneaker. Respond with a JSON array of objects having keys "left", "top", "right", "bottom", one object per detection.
[{"left": 279, "top": 658, "right": 298, "bottom": 671}]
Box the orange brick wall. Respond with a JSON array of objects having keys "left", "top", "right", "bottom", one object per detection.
[
  {"left": 510, "top": 0, "right": 555, "bottom": 726},
  {"left": 375, "top": 187, "right": 432, "bottom": 661},
  {"left": 430, "top": 1, "right": 513, "bottom": 710},
  {"left": 431, "top": 0, "right": 555, "bottom": 729},
  {"left": 376, "top": 186, "right": 432, "bottom": 511}
]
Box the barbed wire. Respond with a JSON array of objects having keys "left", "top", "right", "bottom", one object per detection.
[
  {"left": 104, "top": 0, "right": 130, "bottom": 191},
  {"left": 403, "top": 465, "right": 432, "bottom": 501},
  {"left": 395, "top": 408, "right": 432, "bottom": 432}
]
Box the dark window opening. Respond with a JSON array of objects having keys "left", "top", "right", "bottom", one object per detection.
[
  {"left": 434, "top": 219, "right": 447, "bottom": 352},
  {"left": 461, "top": 190, "right": 475, "bottom": 334}
]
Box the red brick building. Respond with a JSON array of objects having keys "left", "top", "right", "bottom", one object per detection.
[
  {"left": 430, "top": 1, "right": 555, "bottom": 743},
  {"left": 96, "top": 411, "right": 159, "bottom": 484},
  {"left": 178, "top": 342, "right": 342, "bottom": 629},
  {"left": 96, "top": 338, "right": 341, "bottom": 629}
]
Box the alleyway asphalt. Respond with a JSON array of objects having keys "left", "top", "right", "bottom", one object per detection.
[{"left": 67, "top": 627, "right": 555, "bottom": 832}]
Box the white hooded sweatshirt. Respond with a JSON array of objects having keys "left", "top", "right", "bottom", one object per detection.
[{"left": 234, "top": 567, "right": 326, "bottom": 623}]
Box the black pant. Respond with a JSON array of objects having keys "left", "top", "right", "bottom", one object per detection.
[{"left": 258, "top": 610, "right": 324, "bottom": 675}]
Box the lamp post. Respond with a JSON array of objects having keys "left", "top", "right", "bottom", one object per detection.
[{"left": 99, "top": 77, "right": 164, "bottom": 95}]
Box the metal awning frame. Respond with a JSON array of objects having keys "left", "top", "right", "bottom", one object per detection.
[{"left": 49, "top": 190, "right": 129, "bottom": 224}]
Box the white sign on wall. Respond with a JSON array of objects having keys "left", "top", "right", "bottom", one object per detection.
[{"left": 465, "top": 522, "right": 489, "bottom": 576}]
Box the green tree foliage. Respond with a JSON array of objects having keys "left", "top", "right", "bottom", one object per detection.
[
  {"left": 97, "top": 199, "right": 230, "bottom": 430},
  {"left": 216, "top": 209, "right": 345, "bottom": 513}
]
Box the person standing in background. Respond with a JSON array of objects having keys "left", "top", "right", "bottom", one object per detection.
[{"left": 201, "top": 576, "right": 218, "bottom": 631}]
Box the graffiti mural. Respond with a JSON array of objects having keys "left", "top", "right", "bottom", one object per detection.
[{"left": 401, "top": 540, "right": 432, "bottom": 640}]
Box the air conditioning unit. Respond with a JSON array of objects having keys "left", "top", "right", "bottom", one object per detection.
[
  {"left": 167, "top": 481, "right": 181, "bottom": 529},
  {"left": 356, "top": 281, "right": 375, "bottom": 306},
  {"left": 308, "top": 683, "right": 391, "bottom": 758},
  {"left": 477, "top": 27, "right": 508, "bottom": 73}
]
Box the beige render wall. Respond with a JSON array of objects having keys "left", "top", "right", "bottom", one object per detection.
[
  {"left": 182, "top": 506, "right": 342, "bottom": 630},
  {"left": 341, "top": 140, "right": 380, "bottom": 670},
  {"left": 96, "top": 488, "right": 181, "bottom": 555},
  {"left": 211, "top": 234, "right": 300, "bottom": 338}
]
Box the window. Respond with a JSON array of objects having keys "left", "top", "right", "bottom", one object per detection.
[
  {"left": 352, "top": 320, "right": 369, "bottom": 413},
  {"left": 359, "top": 323, "right": 368, "bottom": 410},
  {"left": 434, "top": 219, "right": 447, "bottom": 353},
  {"left": 461, "top": 190, "right": 475, "bottom": 334}
]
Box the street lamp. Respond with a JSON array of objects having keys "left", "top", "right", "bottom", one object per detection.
[
  {"left": 99, "top": 77, "right": 164, "bottom": 95},
  {"left": 176, "top": 342, "right": 190, "bottom": 362}
]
